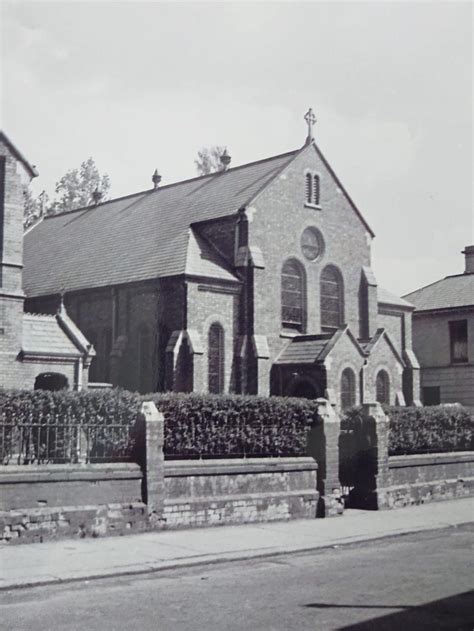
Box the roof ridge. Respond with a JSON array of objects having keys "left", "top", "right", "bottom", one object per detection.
[{"left": 39, "top": 148, "right": 300, "bottom": 221}]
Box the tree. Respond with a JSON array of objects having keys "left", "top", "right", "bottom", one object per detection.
[
  {"left": 23, "top": 189, "right": 49, "bottom": 229},
  {"left": 194, "top": 146, "right": 228, "bottom": 176},
  {"left": 47, "top": 157, "right": 111, "bottom": 215}
]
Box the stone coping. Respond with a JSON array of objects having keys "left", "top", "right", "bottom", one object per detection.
[
  {"left": 164, "top": 457, "right": 317, "bottom": 477},
  {"left": 389, "top": 451, "right": 474, "bottom": 469},
  {"left": 0, "top": 462, "right": 142, "bottom": 483}
]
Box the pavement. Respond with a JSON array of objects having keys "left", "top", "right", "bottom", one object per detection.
[{"left": 1, "top": 497, "right": 473, "bottom": 591}]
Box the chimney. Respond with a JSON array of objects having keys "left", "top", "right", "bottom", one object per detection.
[{"left": 462, "top": 245, "right": 474, "bottom": 274}]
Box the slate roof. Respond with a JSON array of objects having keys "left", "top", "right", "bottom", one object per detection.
[
  {"left": 403, "top": 273, "right": 474, "bottom": 311},
  {"left": 275, "top": 333, "right": 335, "bottom": 365},
  {"left": 377, "top": 286, "right": 413, "bottom": 309},
  {"left": 22, "top": 314, "right": 83, "bottom": 357},
  {"left": 23, "top": 150, "right": 298, "bottom": 297}
]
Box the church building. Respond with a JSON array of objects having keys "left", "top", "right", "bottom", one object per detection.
[
  {"left": 21, "top": 111, "right": 420, "bottom": 407},
  {"left": 0, "top": 132, "right": 95, "bottom": 391}
]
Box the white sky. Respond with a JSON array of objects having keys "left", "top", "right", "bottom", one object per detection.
[{"left": 1, "top": 1, "right": 472, "bottom": 296}]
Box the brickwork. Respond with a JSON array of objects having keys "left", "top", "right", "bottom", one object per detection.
[
  {"left": 250, "top": 145, "right": 372, "bottom": 368},
  {"left": 163, "top": 457, "right": 318, "bottom": 528},
  {"left": 386, "top": 453, "right": 474, "bottom": 507},
  {"left": 364, "top": 336, "right": 404, "bottom": 404},
  {"left": 186, "top": 281, "right": 240, "bottom": 393},
  {"left": 306, "top": 399, "right": 344, "bottom": 517},
  {"left": 0, "top": 503, "right": 148, "bottom": 544},
  {"left": 19, "top": 140, "right": 417, "bottom": 399}
]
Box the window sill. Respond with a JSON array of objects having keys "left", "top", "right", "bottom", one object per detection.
[{"left": 304, "top": 203, "right": 322, "bottom": 211}]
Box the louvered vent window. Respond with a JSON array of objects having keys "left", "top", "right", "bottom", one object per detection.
[
  {"left": 320, "top": 265, "right": 344, "bottom": 330},
  {"left": 281, "top": 259, "right": 305, "bottom": 331},
  {"left": 305, "top": 173, "right": 312, "bottom": 204},
  {"left": 313, "top": 174, "right": 320, "bottom": 205}
]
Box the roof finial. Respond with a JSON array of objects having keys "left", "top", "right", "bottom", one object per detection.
[
  {"left": 304, "top": 108, "right": 316, "bottom": 145},
  {"left": 220, "top": 148, "right": 231, "bottom": 170},
  {"left": 92, "top": 188, "right": 102, "bottom": 205},
  {"left": 152, "top": 169, "right": 162, "bottom": 189}
]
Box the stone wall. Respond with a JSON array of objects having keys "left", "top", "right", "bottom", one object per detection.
[
  {"left": 163, "top": 457, "right": 318, "bottom": 528},
  {"left": 0, "top": 463, "right": 147, "bottom": 544},
  {"left": 386, "top": 452, "right": 474, "bottom": 507}
]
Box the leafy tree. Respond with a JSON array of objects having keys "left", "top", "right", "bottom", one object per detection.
[
  {"left": 48, "top": 157, "right": 110, "bottom": 215},
  {"left": 194, "top": 146, "right": 228, "bottom": 175},
  {"left": 22, "top": 158, "right": 111, "bottom": 228},
  {"left": 23, "top": 188, "right": 49, "bottom": 229}
]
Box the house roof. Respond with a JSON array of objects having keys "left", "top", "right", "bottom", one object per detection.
[
  {"left": 22, "top": 314, "right": 83, "bottom": 357},
  {"left": 403, "top": 273, "right": 474, "bottom": 311},
  {"left": 0, "top": 131, "right": 38, "bottom": 178},
  {"left": 23, "top": 150, "right": 298, "bottom": 297},
  {"left": 377, "top": 286, "right": 413, "bottom": 309}
]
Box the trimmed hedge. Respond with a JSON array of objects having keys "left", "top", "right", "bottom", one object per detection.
[
  {"left": 149, "top": 393, "right": 318, "bottom": 458},
  {"left": 0, "top": 389, "right": 320, "bottom": 460},
  {"left": 386, "top": 405, "right": 474, "bottom": 455}
]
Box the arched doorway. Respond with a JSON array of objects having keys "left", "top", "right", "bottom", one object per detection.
[{"left": 34, "top": 373, "right": 69, "bottom": 391}]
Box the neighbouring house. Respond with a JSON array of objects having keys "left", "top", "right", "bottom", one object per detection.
[
  {"left": 21, "top": 110, "right": 420, "bottom": 407},
  {"left": 0, "top": 132, "right": 94, "bottom": 391},
  {"left": 404, "top": 246, "right": 474, "bottom": 407}
]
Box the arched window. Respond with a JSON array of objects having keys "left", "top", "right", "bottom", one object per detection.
[
  {"left": 320, "top": 265, "right": 344, "bottom": 330},
  {"left": 208, "top": 323, "right": 225, "bottom": 394},
  {"left": 281, "top": 259, "right": 306, "bottom": 331},
  {"left": 340, "top": 368, "right": 356, "bottom": 409},
  {"left": 376, "top": 370, "right": 390, "bottom": 405},
  {"left": 305, "top": 173, "right": 312, "bottom": 204}
]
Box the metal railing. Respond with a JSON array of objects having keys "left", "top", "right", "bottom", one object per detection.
[{"left": 1, "top": 422, "right": 132, "bottom": 465}]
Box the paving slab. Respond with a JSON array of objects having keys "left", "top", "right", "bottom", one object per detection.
[{"left": 0, "top": 497, "right": 472, "bottom": 590}]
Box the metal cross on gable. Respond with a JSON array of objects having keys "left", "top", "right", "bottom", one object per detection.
[{"left": 304, "top": 108, "right": 316, "bottom": 144}]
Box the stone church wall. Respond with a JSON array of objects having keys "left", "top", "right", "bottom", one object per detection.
[
  {"left": 186, "top": 281, "right": 240, "bottom": 393},
  {"left": 248, "top": 146, "right": 372, "bottom": 372}
]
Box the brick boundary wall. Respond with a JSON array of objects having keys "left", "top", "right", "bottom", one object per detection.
[
  {"left": 163, "top": 457, "right": 318, "bottom": 528},
  {"left": 344, "top": 402, "right": 474, "bottom": 510},
  {"left": 0, "top": 463, "right": 148, "bottom": 544},
  {"left": 386, "top": 452, "right": 474, "bottom": 508}
]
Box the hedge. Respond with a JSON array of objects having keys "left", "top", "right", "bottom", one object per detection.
[
  {"left": 0, "top": 389, "right": 320, "bottom": 461},
  {"left": 149, "top": 393, "right": 318, "bottom": 458},
  {"left": 386, "top": 404, "right": 474, "bottom": 455}
]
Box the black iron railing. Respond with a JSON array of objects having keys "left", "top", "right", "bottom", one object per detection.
[{"left": 0, "top": 422, "right": 132, "bottom": 465}]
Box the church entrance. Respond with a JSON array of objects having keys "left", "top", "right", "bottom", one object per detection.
[
  {"left": 34, "top": 372, "right": 69, "bottom": 391},
  {"left": 289, "top": 377, "right": 321, "bottom": 399}
]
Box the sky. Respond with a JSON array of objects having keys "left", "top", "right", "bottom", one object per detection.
[{"left": 1, "top": 1, "right": 472, "bottom": 296}]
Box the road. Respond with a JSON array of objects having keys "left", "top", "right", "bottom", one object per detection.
[{"left": 1, "top": 525, "right": 473, "bottom": 630}]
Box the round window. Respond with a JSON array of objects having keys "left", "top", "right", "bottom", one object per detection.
[{"left": 300, "top": 227, "right": 324, "bottom": 261}]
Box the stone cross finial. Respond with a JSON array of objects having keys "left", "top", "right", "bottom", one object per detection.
[{"left": 304, "top": 108, "right": 316, "bottom": 144}]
